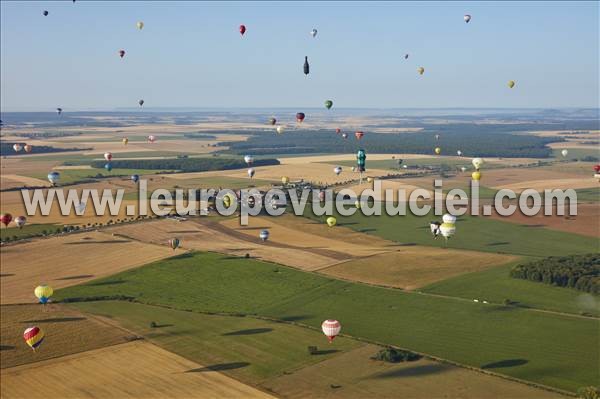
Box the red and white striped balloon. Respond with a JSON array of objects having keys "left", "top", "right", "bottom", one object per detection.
[{"left": 321, "top": 319, "right": 341, "bottom": 343}]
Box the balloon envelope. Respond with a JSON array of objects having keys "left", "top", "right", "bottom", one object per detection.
[
  {"left": 24, "top": 144, "right": 33, "bottom": 153},
  {"left": 136, "top": 21, "right": 144, "bottom": 30},
  {"left": 561, "top": 149, "right": 569, "bottom": 157},
  {"left": 435, "top": 147, "right": 441, "bottom": 155},
  {"left": 296, "top": 112, "right": 305, "bottom": 122},
  {"left": 326, "top": 217, "right": 337, "bottom": 227},
  {"left": 239, "top": 24, "right": 246, "bottom": 36},
  {"left": 472, "top": 157, "right": 483, "bottom": 169},
  {"left": 0, "top": 213, "right": 13, "bottom": 227},
  {"left": 259, "top": 230, "right": 269, "bottom": 241},
  {"left": 34, "top": 285, "right": 53, "bottom": 304},
  {"left": 321, "top": 319, "right": 341, "bottom": 342},
  {"left": 276, "top": 125, "right": 285, "bottom": 134},
  {"left": 14, "top": 216, "right": 26, "bottom": 229},
  {"left": 48, "top": 171, "right": 60, "bottom": 185},
  {"left": 334, "top": 166, "right": 342, "bottom": 175},
  {"left": 472, "top": 171, "right": 481, "bottom": 181},
  {"left": 168, "top": 238, "right": 180, "bottom": 250},
  {"left": 131, "top": 174, "right": 140, "bottom": 183},
  {"left": 508, "top": 80, "right": 515, "bottom": 88},
  {"left": 310, "top": 29, "right": 317, "bottom": 37},
  {"left": 464, "top": 14, "right": 471, "bottom": 23},
  {"left": 324, "top": 100, "right": 333, "bottom": 109},
  {"left": 23, "top": 327, "right": 44, "bottom": 350},
  {"left": 418, "top": 67, "right": 425, "bottom": 75}
]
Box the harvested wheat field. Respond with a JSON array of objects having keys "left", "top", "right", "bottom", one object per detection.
[
  {"left": 489, "top": 203, "right": 600, "bottom": 238},
  {"left": 1, "top": 340, "right": 274, "bottom": 399},
  {"left": 320, "top": 249, "right": 517, "bottom": 290},
  {"left": 0, "top": 304, "right": 131, "bottom": 369},
  {"left": 0, "top": 231, "right": 173, "bottom": 304},
  {"left": 106, "top": 218, "right": 342, "bottom": 270},
  {"left": 263, "top": 345, "right": 563, "bottom": 399},
  {"left": 491, "top": 177, "right": 599, "bottom": 192}
]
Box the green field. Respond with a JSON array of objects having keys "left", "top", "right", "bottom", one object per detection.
[
  {"left": 0, "top": 223, "right": 61, "bottom": 241},
  {"left": 422, "top": 260, "right": 600, "bottom": 317},
  {"left": 56, "top": 251, "right": 599, "bottom": 392},
  {"left": 302, "top": 207, "right": 597, "bottom": 257},
  {"left": 72, "top": 301, "right": 361, "bottom": 382},
  {"left": 576, "top": 187, "right": 600, "bottom": 202},
  {"left": 552, "top": 148, "right": 599, "bottom": 160},
  {"left": 30, "top": 168, "right": 176, "bottom": 185}
]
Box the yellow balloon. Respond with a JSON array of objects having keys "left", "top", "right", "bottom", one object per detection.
[
  {"left": 122, "top": 137, "right": 129, "bottom": 145},
  {"left": 355, "top": 200, "right": 361, "bottom": 209},
  {"left": 439, "top": 222, "right": 456, "bottom": 239},
  {"left": 508, "top": 80, "right": 515, "bottom": 88},
  {"left": 367, "top": 177, "right": 373, "bottom": 183},
  {"left": 435, "top": 147, "right": 441, "bottom": 155},
  {"left": 34, "top": 285, "right": 53, "bottom": 303},
  {"left": 326, "top": 217, "right": 337, "bottom": 227},
  {"left": 418, "top": 67, "right": 425, "bottom": 75},
  {"left": 472, "top": 171, "right": 481, "bottom": 181},
  {"left": 281, "top": 176, "right": 289, "bottom": 185}
]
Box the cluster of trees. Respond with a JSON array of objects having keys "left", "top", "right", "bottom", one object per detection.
[
  {"left": 1, "top": 142, "right": 88, "bottom": 156},
  {"left": 223, "top": 128, "right": 558, "bottom": 158},
  {"left": 510, "top": 254, "right": 599, "bottom": 294},
  {"left": 90, "top": 157, "right": 279, "bottom": 172},
  {"left": 14, "top": 131, "right": 82, "bottom": 138},
  {"left": 371, "top": 348, "right": 421, "bottom": 363}
]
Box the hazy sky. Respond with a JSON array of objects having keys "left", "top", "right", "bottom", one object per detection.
[{"left": 1, "top": 1, "right": 598, "bottom": 111}]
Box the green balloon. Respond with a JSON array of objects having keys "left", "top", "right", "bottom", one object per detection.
[{"left": 324, "top": 100, "right": 333, "bottom": 109}]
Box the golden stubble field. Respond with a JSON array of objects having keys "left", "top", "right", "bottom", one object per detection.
[
  {"left": 1, "top": 340, "right": 274, "bottom": 399},
  {"left": 0, "top": 231, "right": 174, "bottom": 304}
]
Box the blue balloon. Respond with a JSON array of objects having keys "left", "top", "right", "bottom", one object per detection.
[
  {"left": 131, "top": 174, "right": 140, "bottom": 183},
  {"left": 39, "top": 297, "right": 48, "bottom": 304},
  {"left": 104, "top": 163, "right": 113, "bottom": 172}
]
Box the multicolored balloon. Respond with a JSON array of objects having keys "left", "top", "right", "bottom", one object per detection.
[
  {"left": 244, "top": 155, "right": 254, "bottom": 165},
  {"left": 131, "top": 174, "right": 140, "bottom": 183},
  {"left": 34, "top": 285, "right": 53, "bottom": 304},
  {"left": 334, "top": 166, "right": 342, "bottom": 175},
  {"left": 13, "top": 144, "right": 22, "bottom": 152},
  {"left": 24, "top": 144, "right": 33, "bottom": 153},
  {"left": 104, "top": 152, "right": 113, "bottom": 161},
  {"left": 321, "top": 319, "right": 341, "bottom": 342},
  {"left": 259, "top": 230, "right": 269, "bottom": 242},
  {"left": 47, "top": 171, "right": 60, "bottom": 185},
  {"left": 14, "top": 216, "right": 26, "bottom": 229},
  {"left": 168, "top": 238, "right": 180, "bottom": 251},
  {"left": 464, "top": 14, "right": 472, "bottom": 23},
  {"left": 148, "top": 135, "right": 156, "bottom": 143},
  {"left": 23, "top": 327, "right": 44, "bottom": 351},
  {"left": 355, "top": 131, "right": 364, "bottom": 140}
]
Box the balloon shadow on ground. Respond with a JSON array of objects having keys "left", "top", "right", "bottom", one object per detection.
[
  {"left": 481, "top": 359, "right": 528, "bottom": 369},
  {"left": 486, "top": 241, "right": 510, "bottom": 246},
  {"left": 312, "top": 349, "right": 340, "bottom": 355},
  {"left": 65, "top": 240, "right": 130, "bottom": 245},
  {"left": 222, "top": 328, "right": 273, "bottom": 336},
  {"left": 280, "top": 315, "right": 313, "bottom": 322},
  {"left": 57, "top": 274, "right": 94, "bottom": 280},
  {"left": 370, "top": 364, "right": 451, "bottom": 379},
  {"left": 22, "top": 317, "right": 86, "bottom": 324},
  {"left": 0, "top": 345, "right": 15, "bottom": 351},
  {"left": 0, "top": 273, "right": 15, "bottom": 277},
  {"left": 151, "top": 324, "right": 174, "bottom": 328},
  {"left": 185, "top": 362, "right": 250, "bottom": 373},
  {"left": 87, "top": 280, "right": 127, "bottom": 287},
  {"left": 238, "top": 226, "right": 270, "bottom": 231}
]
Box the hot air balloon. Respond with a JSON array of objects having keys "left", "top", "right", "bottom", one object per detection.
[
  {"left": 355, "top": 200, "right": 361, "bottom": 209},
  {"left": 23, "top": 327, "right": 44, "bottom": 351},
  {"left": 239, "top": 24, "right": 246, "bottom": 36},
  {"left": 334, "top": 166, "right": 342, "bottom": 175},
  {"left": 404, "top": 53, "right": 409, "bottom": 60},
  {"left": 168, "top": 238, "right": 180, "bottom": 250},
  {"left": 259, "top": 230, "right": 269, "bottom": 242},
  {"left": 131, "top": 174, "right": 140, "bottom": 183},
  {"left": 244, "top": 155, "right": 254, "bottom": 165},
  {"left": 247, "top": 168, "right": 255, "bottom": 178},
  {"left": 138, "top": 99, "right": 144, "bottom": 107},
  {"left": 342, "top": 133, "right": 348, "bottom": 139},
  {"left": 34, "top": 285, "right": 53, "bottom": 304},
  {"left": 14, "top": 216, "right": 26, "bottom": 229},
  {"left": 435, "top": 147, "right": 441, "bottom": 155},
  {"left": 460, "top": 166, "right": 467, "bottom": 172},
  {"left": 508, "top": 80, "right": 515, "bottom": 89},
  {"left": 310, "top": 29, "right": 317, "bottom": 38},
  {"left": 325, "top": 100, "right": 333, "bottom": 110},
  {"left": 0, "top": 213, "right": 13, "bottom": 227},
  {"left": 303, "top": 56, "right": 310, "bottom": 75},
  {"left": 104, "top": 163, "right": 113, "bottom": 172},
  {"left": 148, "top": 135, "right": 156, "bottom": 143},
  {"left": 326, "top": 217, "right": 337, "bottom": 227},
  {"left": 472, "top": 171, "right": 481, "bottom": 181},
  {"left": 296, "top": 112, "right": 305, "bottom": 123},
  {"left": 442, "top": 214, "right": 457, "bottom": 224},
  {"left": 335, "top": 128, "right": 341, "bottom": 134},
  {"left": 457, "top": 150, "right": 463, "bottom": 156},
  {"left": 319, "top": 191, "right": 326, "bottom": 202},
  {"left": 418, "top": 67, "right": 425, "bottom": 75},
  {"left": 321, "top": 319, "right": 341, "bottom": 342},
  {"left": 355, "top": 131, "right": 364, "bottom": 140},
  {"left": 223, "top": 193, "right": 235, "bottom": 208},
  {"left": 122, "top": 137, "right": 129, "bottom": 145},
  {"left": 47, "top": 171, "right": 60, "bottom": 186},
  {"left": 281, "top": 176, "right": 289, "bottom": 185},
  {"left": 13, "top": 144, "right": 22, "bottom": 152},
  {"left": 472, "top": 157, "right": 483, "bottom": 170},
  {"left": 268, "top": 117, "right": 277, "bottom": 126},
  {"left": 595, "top": 165, "right": 600, "bottom": 173},
  {"left": 464, "top": 14, "right": 471, "bottom": 23},
  {"left": 136, "top": 21, "right": 144, "bottom": 30},
  {"left": 104, "top": 152, "right": 113, "bottom": 162},
  {"left": 276, "top": 125, "right": 285, "bottom": 134},
  {"left": 42, "top": 10, "right": 48, "bottom": 16},
  {"left": 24, "top": 144, "right": 33, "bottom": 153},
  {"left": 430, "top": 221, "right": 441, "bottom": 238},
  {"left": 56, "top": 107, "right": 63, "bottom": 115},
  {"left": 561, "top": 149, "right": 569, "bottom": 157},
  {"left": 439, "top": 222, "right": 456, "bottom": 240},
  {"left": 119, "top": 49, "right": 126, "bottom": 58},
  {"left": 435, "top": 134, "right": 440, "bottom": 141}
]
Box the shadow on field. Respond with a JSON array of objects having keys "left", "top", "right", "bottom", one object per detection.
[
  {"left": 371, "top": 364, "right": 451, "bottom": 379},
  {"left": 88, "top": 280, "right": 127, "bottom": 287},
  {"left": 22, "top": 317, "right": 86, "bottom": 324},
  {"left": 358, "top": 228, "right": 377, "bottom": 233},
  {"left": 152, "top": 324, "right": 174, "bottom": 328},
  {"left": 0, "top": 273, "right": 15, "bottom": 277},
  {"left": 482, "top": 359, "right": 528, "bottom": 369},
  {"left": 523, "top": 224, "right": 545, "bottom": 228},
  {"left": 312, "top": 349, "right": 340, "bottom": 355},
  {"left": 0, "top": 345, "right": 15, "bottom": 351},
  {"left": 57, "top": 274, "right": 94, "bottom": 280},
  {"left": 486, "top": 241, "right": 510, "bottom": 246},
  {"left": 185, "top": 362, "right": 250, "bottom": 373},
  {"left": 66, "top": 240, "right": 129, "bottom": 245},
  {"left": 280, "top": 315, "right": 312, "bottom": 322},
  {"left": 222, "top": 328, "right": 273, "bottom": 336},
  {"left": 168, "top": 230, "right": 200, "bottom": 234},
  {"left": 238, "top": 226, "right": 270, "bottom": 231}
]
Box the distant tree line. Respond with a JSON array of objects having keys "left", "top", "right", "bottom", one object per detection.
[
  {"left": 510, "top": 254, "right": 600, "bottom": 294},
  {"left": 183, "top": 133, "right": 217, "bottom": 139},
  {"left": 222, "top": 128, "right": 560, "bottom": 158},
  {"left": 13, "top": 131, "right": 83, "bottom": 138},
  {"left": 0, "top": 142, "right": 89, "bottom": 156},
  {"left": 90, "top": 157, "right": 280, "bottom": 172}
]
